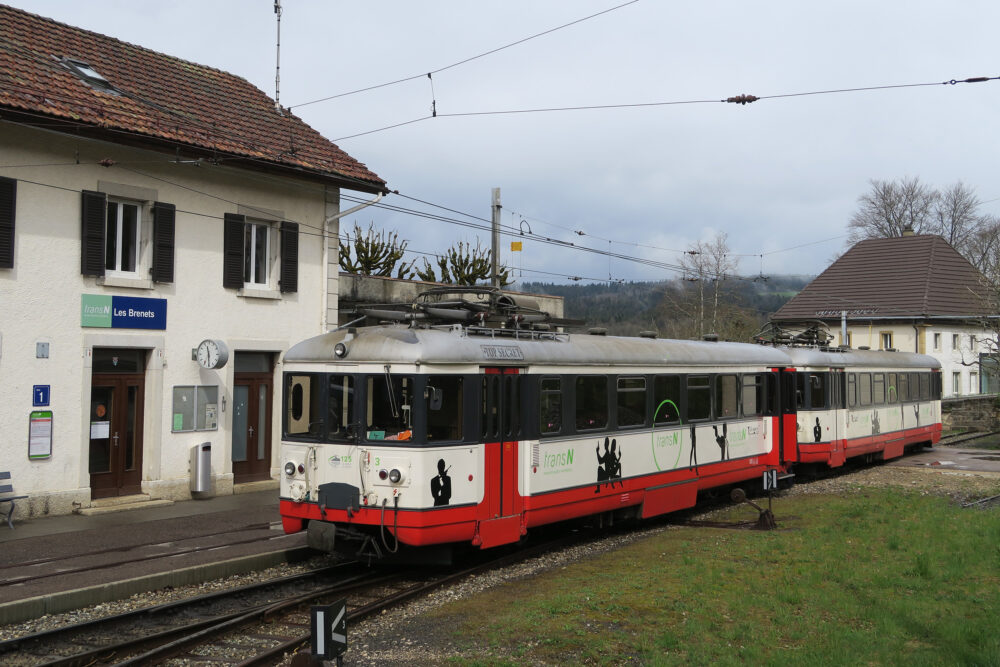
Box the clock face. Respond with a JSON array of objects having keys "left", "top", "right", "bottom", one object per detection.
[{"left": 196, "top": 339, "right": 228, "bottom": 368}]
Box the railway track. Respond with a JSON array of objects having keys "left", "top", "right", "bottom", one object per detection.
[{"left": 0, "top": 533, "right": 587, "bottom": 667}]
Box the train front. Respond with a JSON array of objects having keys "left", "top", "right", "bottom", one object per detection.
[{"left": 278, "top": 325, "right": 480, "bottom": 561}]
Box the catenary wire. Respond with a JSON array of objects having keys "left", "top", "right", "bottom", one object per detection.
[{"left": 288, "top": 0, "right": 640, "bottom": 110}]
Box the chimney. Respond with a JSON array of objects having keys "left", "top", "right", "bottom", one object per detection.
[{"left": 902, "top": 225, "right": 915, "bottom": 237}]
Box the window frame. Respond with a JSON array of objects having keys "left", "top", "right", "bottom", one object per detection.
[{"left": 104, "top": 197, "right": 144, "bottom": 277}]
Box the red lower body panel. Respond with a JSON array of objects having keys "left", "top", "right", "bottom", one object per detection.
[{"left": 797, "top": 424, "right": 940, "bottom": 467}]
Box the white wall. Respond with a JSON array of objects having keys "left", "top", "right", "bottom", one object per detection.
[{"left": 0, "top": 122, "right": 339, "bottom": 515}]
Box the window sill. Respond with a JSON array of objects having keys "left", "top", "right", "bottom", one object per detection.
[
  {"left": 98, "top": 275, "right": 154, "bottom": 290},
  {"left": 238, "top": 287, "right": 282, "bottom": 300}
]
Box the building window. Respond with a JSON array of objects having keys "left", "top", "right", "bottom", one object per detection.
[
  {"left": 81, "top": 190, "right": 174, "bottom": 282},
  {"left": 880, "top": 332, "right": 893, "bottom": 350},
  {"left": 970, "top": 372, "right": 979, "bottom": 394},
  {"left": 970, "top": 335, "right": 977, "bottom": 350},
  {"left": 243, "top": 220, "right": 270, "bottom": 287},
  {"left": 953, "top": 371, "right": 962, "bottom": 396},
  {"left": 105, "top": 199, "right": 141, "bottom": 275},
  {"left": 843, "top": 332, "right": 852, "bottom": 347},
  {"left": 224, "top": 213, "right": 298, "bottom": 293},
  {"left": 933, "top": 333, "right": 941, "bottom": 350},
  {"left": 952, "top": 334, "right": 960, "bottom": 350}
]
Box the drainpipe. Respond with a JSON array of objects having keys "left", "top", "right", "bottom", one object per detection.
[
  {"left": 322, "top": 191, "right": 385, "bottom": 331},
  {"left": 841, "top": 311, "right": 847, "bottom": 347}
]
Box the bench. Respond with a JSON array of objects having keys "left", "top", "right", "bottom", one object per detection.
[{"left": 0, "top": 472, "right": 28, "bottom": 529}]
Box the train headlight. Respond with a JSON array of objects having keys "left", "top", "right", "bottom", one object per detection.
[
  {"left": 334, "top": 342, "right": 348, "bottom": 358},
  {"left": 284, "top": 461, "right": 297, "bottom": 477},
  {"left": 389, "top": 468, "right": 403, "bottom": 484}
]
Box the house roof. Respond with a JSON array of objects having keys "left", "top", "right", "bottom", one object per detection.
[
  {"left": 771, "top": 234, "right": 995, "bottom": 322},
  {"left": 0, "top": 4, "right": 386, "bottom": 193}
]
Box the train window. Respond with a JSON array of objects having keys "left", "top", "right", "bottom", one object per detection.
[
  {"left": 540, "top": 377, "right": 562, "bottom": 435},
  {"left": 714, "top": 374, "right": 739, "bottom": 419},
  {"left": 742, "top": 374, "right": 762, "bottom": 416},
  {"left": 897, "top": 372, "right": 909, "bottom": 402},
  {"left": 653, "top": 375, "right": 681, "bottom": 424},
  {"left": 617, "top": 376, "right": 646, "bottom": 427},
  {"left": 327, "top": 375, "right": 354, "bottom": 441},
  {"left": 909, "top": 372, "right": 920, "bottom": 401},
  {"left": 576, "top": 376, "right": 609, "bottom": 431},
  {"left": 887, "top": 373, "right": 898, "bottom": 403},
  {"left": 809, "top": 374, "right": 827, "bottom": 409},
  {"left": 872, "top": 373, "right": 886, "bottom": 405},
  {"left": 859, "top": 374, "right": 872, "bottom": 406},
  {"left": 427, "top": 376, "right": 464, "bottom": 442},
  {"left": 847, "top": 374, "right": 857, "bottom": 407},
  {"left": 687, "top": 375, "right": 711, "bottom": 421},
  {"left": 795, "top": 373, "right": 806, "bottom": 408},
  {"left": 284, "top": 373, "right": 323, "bottom": 440},
  {"left": 365, "top": 374, "right": 413, "bottom": 442},
  {"left": 481, "top": 376, "right": 498, "bottom": 441},
  {"left": 504, "top": 374, "right": 521, "bottom": 438},
  {"left": 919, "top": 373, "right": 930, "bottom": 400}
]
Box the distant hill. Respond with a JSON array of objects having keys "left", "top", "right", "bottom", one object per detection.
[{"left": 518, "top": 275, "right": 812, "bottom": 340}]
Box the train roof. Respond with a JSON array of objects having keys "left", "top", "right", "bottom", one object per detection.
[
  {"left": 783, "top": 346, "right": 941, "bottom": 370},
  {"left": 284, "top": 324, "right": 794, "bottom": 368}
]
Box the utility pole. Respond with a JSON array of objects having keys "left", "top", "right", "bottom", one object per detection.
[{"left": 491, "top": 187, "right": 501, "bottom": 288}]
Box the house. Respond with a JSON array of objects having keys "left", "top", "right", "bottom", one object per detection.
[
  {"left": 0, "top": 5, "right": 386, "bottom": 516},
  {"left": 770, "top": 232, "right": 998, "bottom": 396}
]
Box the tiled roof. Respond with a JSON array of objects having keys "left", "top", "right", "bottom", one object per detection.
[
  {"left": 0, "top": 4, "right": 386, "bottom": 192},
  {"left": 772, "top": 234, "right": 995, "bottom": 321}
]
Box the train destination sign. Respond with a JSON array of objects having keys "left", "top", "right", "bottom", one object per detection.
[
  {"left": 480, "top": 345, "right": 523, "bottom": 361},
  {"left": 81, "top": 295, "right": 167, "bottom": 330}
]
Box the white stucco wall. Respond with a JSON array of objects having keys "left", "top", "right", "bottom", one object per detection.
[{"left": 0, "top": 122, "right": 343, "bottom": 516}]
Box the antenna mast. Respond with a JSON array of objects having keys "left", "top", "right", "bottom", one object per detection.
[{"left": 273, "top": 0, "right": 282, "bottom": 110}]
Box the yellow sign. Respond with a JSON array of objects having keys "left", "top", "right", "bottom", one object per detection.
[{"left": 510, "top": 241, "right": 523, "bottom": 252}]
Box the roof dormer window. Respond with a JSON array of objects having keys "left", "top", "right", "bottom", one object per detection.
[{"left": 61, "top": 57, "right": 112, "bottom": 90}]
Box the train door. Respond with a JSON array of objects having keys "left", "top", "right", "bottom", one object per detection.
[
  {"left": 477, "top": 367, "right": 523, "bottom": 548},
  {"left": 88, "top": 349, "right": 145, "bottom": 499},
  {"left": 768, "top": 368, "right": 798, "bottom": 466}
]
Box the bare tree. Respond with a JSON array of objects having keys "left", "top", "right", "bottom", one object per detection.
[
  {"left": 415, "top": 239, "right": 513, "bottom": 286},
  {"left": 847, "top": 176, "right": 938, "bottom": 244},
  {"left": 929, "top": 182, "right": 981, "bottom": 253},
  {"left": 678, "top": 232, "right": 738, "bottom": 337},
  {"left": 339, "top": 222, "right": 415, "bottom": 278}
]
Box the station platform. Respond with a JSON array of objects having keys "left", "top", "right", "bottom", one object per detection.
[{"left": 0, "top": 487, "right": 308, "bottom": 626}]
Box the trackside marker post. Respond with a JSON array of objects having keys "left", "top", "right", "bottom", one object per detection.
[{"left": 311, "top": 600, "right": 347, "bottom": 665}]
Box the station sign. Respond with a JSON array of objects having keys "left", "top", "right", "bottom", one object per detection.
[{"left": 81, "top": 295, "right": 167, "bottom": 330}]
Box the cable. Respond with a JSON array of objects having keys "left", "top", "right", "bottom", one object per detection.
[
  {"left": 289, "top": 0, "right": 640, "bottom": 110},
  {"left": 332, "top": 74, "right": 999, "bottom": 142}
]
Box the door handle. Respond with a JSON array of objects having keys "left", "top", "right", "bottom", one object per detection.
[
  {"left": 112, "top": 432, "right": 120, "bottom": 448},
  {"left": 248, "top": 426, "right": 255, "bottom": 438}
]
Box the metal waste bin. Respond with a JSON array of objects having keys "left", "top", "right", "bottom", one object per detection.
[{"left": 190, "top": 442, "right": 213, "bottom": 496}]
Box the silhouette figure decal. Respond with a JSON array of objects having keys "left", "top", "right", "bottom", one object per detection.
[
  {"left": 430, "top": 458, "right": 452, "bottom": 506},
  {"left": 595, "top": 437, "right": 623, "bottom": 493}
]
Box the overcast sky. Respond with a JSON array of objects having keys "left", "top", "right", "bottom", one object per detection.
[{"left": 8, "top": 1, "right": 1000, "bottom": 285}]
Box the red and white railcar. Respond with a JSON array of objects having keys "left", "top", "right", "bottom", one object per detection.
[{"left": 277, "top": 293, "right": 941, "bottom": 560}]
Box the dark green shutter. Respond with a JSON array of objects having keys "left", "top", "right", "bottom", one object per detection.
[
  {"left": 81, "top": 190, "right": 106, "bottom": 276},
  {"left": 151, "top": 202, "right": 176, "bottom": 283},
  {"left": 0, "top": 177, "right": 15, "bottom": 269},
  {"left": 279, "top": 221, "right": 298, "bottom": 293},
  {"left": 223, "top": 213, "right": 245, "bottom": 288}
]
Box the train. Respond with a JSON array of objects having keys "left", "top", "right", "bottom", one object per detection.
[{"left": 278, "top": 288, "right": 941, "bottom": 561}]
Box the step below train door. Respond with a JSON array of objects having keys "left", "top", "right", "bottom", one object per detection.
[{"left": 477, "top": 368, "right": 524, "bottom": 548}]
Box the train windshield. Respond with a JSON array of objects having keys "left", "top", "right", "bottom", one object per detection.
[
  {"left": 365, "top": 373, "right": 414, "bottom": 442},
  {"left": 283, "top": 373, "right": 354, "bottom": 442}
]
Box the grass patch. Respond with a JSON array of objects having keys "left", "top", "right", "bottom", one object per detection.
[{"left": 433, "top": 490, "right": 1000, "bottom": 665}]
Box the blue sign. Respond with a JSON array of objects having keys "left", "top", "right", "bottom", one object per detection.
[
  {"left": 33, "top": 385, "right": 50, "bottom": 407},
  {"left": 82, "top": 295, "right": 167, "bottom": 330}
]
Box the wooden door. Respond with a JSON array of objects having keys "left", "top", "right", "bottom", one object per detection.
[
  {"left": 89, "top": 374, "right": 144, "bottom": 499},
  {"left": 232, "top": 373, "right": 273, "bottom": 483}
]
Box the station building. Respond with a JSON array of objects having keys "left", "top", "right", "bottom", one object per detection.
[
  {"left": 771, "top": 232, "right": 999, "bottom": 396},
  {"left": 0, "top": 5, "right": 387, "bottom": 516}
]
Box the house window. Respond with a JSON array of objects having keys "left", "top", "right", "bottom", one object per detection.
[
  {"left": 953, "top": 371, "right": 962, "bottom": 396},
  {"left": 970, "top": 335, "right": 977, "bottom": 350},
  {"left": 933, "top": 333, "right": 941, "bottom": 350},
  {"left": 970, "top": 372, "right": 979, "bottom": 394},
  {"left": 843, "top": 332, "right": 852, "bottom": 347},
  {"left": 81, "top": 190, "right": 174, "bottom": 283},
  {"left": 105, "top": 199, "right": 141, "bottom": 275},
  {"left": 952, "top": 334, "right": 960, "bottom": 350},
  {"left": 224, "top": 213, "right": 298, "bottom": 293},
  {"left": 243, "top": 220, "right": 270, "bottom": 287},
  {"left": 880, "top": 332, "right": 893, "bottom": 350}
]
